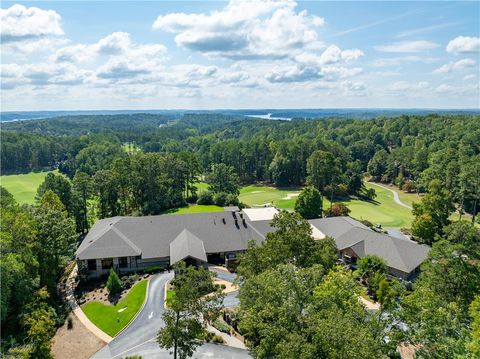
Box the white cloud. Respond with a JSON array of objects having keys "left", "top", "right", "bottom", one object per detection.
[
  {"left": 52, "top": 32, "right": 167, "bottom": 63},
  {"left": 433, "top": 58, "right": 476, "bottom": 74},
  {"left": 1, "top": 4, "right": 63, "bottom": 42},
  {"left": 375, "top": 40, "right": 439, "bottom": 53},
  {"left": 372, "top": 55, "right": 438, "bottom": 67},
  {"left": 295, "top": 45, "right": 364, "bottom": 66},
  {"left": 388, "top": 81, "right": 430, "bottom": 92},
  {"left": 463, "top": 74, "right": 477, "bottom": 81},
  {"left": 153, "top": 0, "right": 324, "bottom": 59},
  {"left": 446, "top": 36, "right": 480, "bottom": 53}
]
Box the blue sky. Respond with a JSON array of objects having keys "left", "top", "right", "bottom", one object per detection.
[{"left": 1, "top": 1, "right": 479, "bottom": 110}]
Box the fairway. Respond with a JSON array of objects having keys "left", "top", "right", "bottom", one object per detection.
[
  {"left": 0, "top": 170, "right": 58, "bottom": 204},
  {"left": 82, "top": 280, "right": 147, "bottom": 337},
  {"left": 345, "top": 182, "right": 414, "bottom": 228},
  {"left": 238, "top": 183, "right": 415, "bottom": 228},
  {"left": 239, "top": 185, "right": 302, "bottom": 210}
]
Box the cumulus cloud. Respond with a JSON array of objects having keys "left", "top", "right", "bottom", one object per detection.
[
  {"left": 52, "top": 32, "right": 167, "bottom": 63},
  {"left": 1, "top": 62, "right": 89, "bottom": 88},
  {"left": 433, "top": 58, "right": 476, "bottom": 74},
  {"left": 264, "top": 44, "right": 364, "bottom": 83},
  {"left": 1, "top": 4, "right": 63, "bottom": 42},
  {"left": 153, "top": 0, "right": 324, "bottom": 59},
  {"left": 375, "top": 40, "right": 439, "bottom": 53},
  {"left": 446, "top": 36, "right": 480, "bottom": 53}
]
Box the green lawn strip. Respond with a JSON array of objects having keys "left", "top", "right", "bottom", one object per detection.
[
  {"left": 81, "top": 280, "right": 148, "bottom": 337},
  {"left": 164, "top": 204, "right": 224, "bottom": 215},
  {"left": 0, "top": 170, "right": 59, "bottom": 204}
]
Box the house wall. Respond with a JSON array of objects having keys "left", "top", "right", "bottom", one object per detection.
[{"left": 78, "top": 255, "right": 170, "bottom": 278}]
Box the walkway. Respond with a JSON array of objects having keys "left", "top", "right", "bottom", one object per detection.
[
  {"left": 66, "top": 265, "right": 113, "bottom": 343},
  {"left": 369, "top": 182, "right": 413, "bottom": 210}
]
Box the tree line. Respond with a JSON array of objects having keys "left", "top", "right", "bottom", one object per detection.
[{"left": 2, "top": 113, "right": 478, "bottom": 217}]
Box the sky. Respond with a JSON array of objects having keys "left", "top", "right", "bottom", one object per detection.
[{"left": 1, "top": 0, "right": 479, "bottom": 111}]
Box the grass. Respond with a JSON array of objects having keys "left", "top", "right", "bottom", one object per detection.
[
  {"left": 0, "top": 170, "right": 59, "bottom": 204},
  {"left": 164, "top": 204, "right": 224, "bottom": 215},
  {"left": 345, "top": 182, "right": 414, "bottom": 228},
  {"left": 82, "top": 280, "right": 148, "bottom": 337},
  {"left": 238, "top": 182, "right": 415, "bottom": 228},
  {"left": 239, "top": 185, "right": 302, "bottom": 210}
]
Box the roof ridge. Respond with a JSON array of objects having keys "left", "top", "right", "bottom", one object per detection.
[{"left": 111, "top": 226, "right": 142, "bottom": 255}]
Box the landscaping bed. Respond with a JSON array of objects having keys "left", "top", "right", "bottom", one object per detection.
[{"left": 81, "top": 279, "right": 148, "bottom": 337}]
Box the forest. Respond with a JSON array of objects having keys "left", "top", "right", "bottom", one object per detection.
[
  {"left": 1, "top": 113, "right": 480, "bottom": 358},
  {"left": 2, "top": 113, "right": 479, "bottom": 219}
]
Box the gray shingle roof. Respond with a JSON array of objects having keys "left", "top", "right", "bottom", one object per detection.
[
  {"left": 335, "top": 226, "right": 430, "bottom": 274},
  {"left": 77, "top": 212, "right": 265, "bottom": 260},
  {"left": 309, "top": 216, "right": 369, "bottom": 238},
  {"left": 170, "top": 229, "right": 207, "bottom": 265}
]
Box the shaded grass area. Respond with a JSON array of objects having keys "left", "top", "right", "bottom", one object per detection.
[
  {"left": 0, "top": 170, "right": 58, "bottom": 204},
  {"left": 164, "top": 204, "right": 224, "bottom": 215},
  {"left": 346, "top": 182, "right": 414, "bottom": 228},
  {"left": 81, "top": 280, "right": 147, "bottom": 337}
]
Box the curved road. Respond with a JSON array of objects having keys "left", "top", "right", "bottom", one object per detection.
[
  {"left": 368, "top": 182, "right": 413, "bottom": 210},
  {"left": 91, "top": 271, "right": 249, "bottom": 359}
]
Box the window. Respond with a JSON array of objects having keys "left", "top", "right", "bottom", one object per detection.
[
  {"left": 101, "top": 258, "right": 113, "bottom": 270},
  {"left": 119, "top": 257, "right": 128, "bottom": 268},
  {"left": 87, "top": 259, "right": 97, "bottom": 270}
]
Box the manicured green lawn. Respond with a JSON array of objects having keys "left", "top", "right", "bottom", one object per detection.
[
  {"left": 82, "top": 280, "right": 148, "bottom": 337},
  {"left": 0, "top": 170, "right": 58, "bottom": 204},
  {"left": 345, "top": 182, "right": 414, "bottom": 228},
  {"left": 165, "top": 204, "right": 224, "bottom": 215},
  {"left": 239, "top": 185, "right": 302, "bottom": 209}
]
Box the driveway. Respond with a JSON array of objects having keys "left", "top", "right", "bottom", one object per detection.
[{"left": 91, "top": 271, "right": 249, "bottom": 359}]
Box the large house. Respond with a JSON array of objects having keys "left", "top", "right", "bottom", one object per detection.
[{"left": 76, "top": 207, "right": 429, "bottom": 280}]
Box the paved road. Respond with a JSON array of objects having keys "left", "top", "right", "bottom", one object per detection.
[
  {"left": 91, "top": 270, "right": 248, "bottom": 359},
  {"left": 369, "top": 182, "right": 413, "bottom": 210}
]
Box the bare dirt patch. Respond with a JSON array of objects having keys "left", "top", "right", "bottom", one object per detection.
[{"left": 51, "top": 314, "right": 105, "bottom": 359}]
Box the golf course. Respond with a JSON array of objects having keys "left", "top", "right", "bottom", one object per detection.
[
  {"left": 1, "top": 170, "right": 419, "bottom": 228},
  {"left": 1, "top": 170, "right": 58, "bottom": 204}
]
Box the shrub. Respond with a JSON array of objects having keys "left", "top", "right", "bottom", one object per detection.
[
  {"left": 197, "top": 191, "right": 214, "bottom": 205},
  {"left": 324, "top": 203, "right": 351, "bottom": 217},
  {"left": 212, "top": 335, "right": 225, "bottom": 344},
  {"left": 106, "top": 269, "right": 123, "bottom": 296},
  {"left": 143, "top": 266, "right": 164, "bottom": 274},
  {"left": 67, "top": 316, "right": 73, "bottom": 330},
  {"left": 212, "top": 319, "right": 231, "bottom": 334},
  {"left": 360, "top": 219, "right": 374, "bottom": 228},
  {"left": 186, "top": 193, "right": 198, "bottom": 203},
  {"left": 213, "top": 192, "right": 229, "bottom": 206}
]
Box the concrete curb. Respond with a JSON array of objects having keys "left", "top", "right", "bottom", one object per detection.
[
  {"left": 163, "top": 279, "right": 171, "bottom": 309},
  {"left": 65, "top": 265, "right": 113, "bottom": 343}
]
